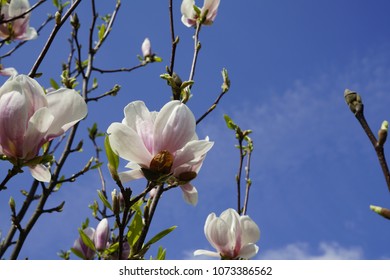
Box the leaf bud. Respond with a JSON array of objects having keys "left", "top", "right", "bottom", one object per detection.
[
  {"left": 377, "top": 120, "right": 388, "bottom": 147},
  {"left": 370, "top": 205, "right": 390, "bottom": 220},
  {"left": 344, "top": 89, "right": 363, "bottom": 114}
]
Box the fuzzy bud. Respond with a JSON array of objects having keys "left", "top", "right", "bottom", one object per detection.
[
  {"left": 377, "top": 121, "right": 388, "bottom": 147},
  {"left": 344, "top": 89, "right": 363, "bottom": 114}
]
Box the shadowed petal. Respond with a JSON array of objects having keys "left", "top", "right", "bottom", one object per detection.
[{"left": 28, "top": 164, "right": 51, "bottom": 182}]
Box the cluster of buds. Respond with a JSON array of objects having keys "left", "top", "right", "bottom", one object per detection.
[{"left": 344, "top": 89, "right": 363, "bottom": 115}]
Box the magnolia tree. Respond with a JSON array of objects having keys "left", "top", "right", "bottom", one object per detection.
[{"left": 0, "top": 0, "right": 261, "bottom": 260}]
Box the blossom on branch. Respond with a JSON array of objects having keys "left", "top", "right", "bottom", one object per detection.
[
  {"left": 0, "top": 0, "right": 37, "bottom": 41},
  {"left": 194, "top": 208, "right": 260, "bottom": 259},
  {"left": 181, "top": 0, "right": 220, "bottom": 27},
  {"left": 0, "top": 74, "right": 88, "bottom": 182},
  {"left": 107, "top": 100, "right": 213, "bottom": 205}
]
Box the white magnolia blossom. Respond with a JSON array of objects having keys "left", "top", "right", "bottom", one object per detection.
[
  {"left": 194, "top": 208, "right": 260, "bottom": 259},
  {"left": 0, "top": 74, "right": 88, "bottom": 182},
  {"left": 107, "top": 100, "right": 213, "bottom": 205},
  {"left": 181, "top": 0, "right": 220, "bottom": 27}
]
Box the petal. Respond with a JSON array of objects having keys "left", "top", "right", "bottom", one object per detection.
[
  {"left": 180, "top": 183, "right": 198, "bottom": 205},
  {"left": 181, "top": 0, "right": 196, "bottom": 19},
  {"left": 172, "top": 139, "right": 213, "bottom": 171},
  {"left": 118, "top": 169, "right": 145, "bottom": 183},
  {"left": 28, "top": 164, "right": 51, "bottom": 182},
  {"left": 202, "top": 0, "right": 220, "bottom": 22},
  {"left": 193, "top": 249, "right": 220, "bottom": 258},
  {"left": 107, "top": 122, "right": 152, "bottom": 166},
  {"left": 45, "top": 89, "right": 87, "bottom": 139},
  {"left": 153, "top": 101, "right": 196, "bottom": 154},
  {"left": 22, "top": 107, "right": 54, "bottom": 159},
  {"left": 240, "top": 215, "right": 261, "bottom": 244},
  {"left": 8, "top": 0, "right": 30, "bottom": 17},
  {"left": 238, "top": 244, "right": 259, "bottom": 259},
  {"left": 206, "top": 218, "right": 231, "bottom": 253}
]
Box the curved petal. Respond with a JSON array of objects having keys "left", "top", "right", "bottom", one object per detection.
[
  {"left": 118, "top": 169, "right": 145, "bottom": 183},
  {"left": 45, "top": 89, "right": 87, "bottom": 139},
  {"left": 23, "top": 107, "right": 54, "bottom": 159},
  {"left": 206, "top": 217, "right": 231, "bottom": 253},
  {"left": 122, "top": 101, "right": 152, "bottom": 130},
  {"left": 202, "top": 0, "right": 220, "bottom": 23},
  {"left": 181, "top": 0, "right": 196, "bottom": 20},
  {"left": 240, "top": 215, "right": 261, "bottom": 244},
  {"left": 8, "top": 0, "right": 30, "bottom": 17},
  {"left": 28, "top": 164, "right": 51, "bottom": 182},
  {"left": 180, "top": 183, "right": 198, "bottom": 205},
  {"left": 193, "top": 249, "right": 220, "bottom": 258},
  {"left": 238, "top": 244, "right": 259, "bottom": 259},
  {"left": 107, "top": 122, "right": 152, "bottom": 166},
  {"left": 0, "top": 90, "right": 28, "bottom": 157},
  {"left": 172, "top": 139, "right": 213, "bottom": 171},
  {"left": 220, "top": 208, "right": 242, "bottom": 252},
  {"left": 153, "top": 101, "right": 196, "bottom": 154}
]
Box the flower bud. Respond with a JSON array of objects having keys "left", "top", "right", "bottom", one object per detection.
[
  {"left": 94, "top": 218, "right": 110, "bottom": 251},
  {"left": 111, "top": 189, "right": 120, "bottom": 215},
  {"left": 370, "top": 205, "right": 390, "bottom": 220},
  {"left": 344, "top": 89, "right": 363, "bottom": 114},
  {"left": 141, "top": 38, "right": 152, "bottom": 58},
  {"left": 377, "top": 121, "right": 388, "bottom": 147}
]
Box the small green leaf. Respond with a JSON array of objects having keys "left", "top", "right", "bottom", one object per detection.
[
  {"left": 98, "top": 24, "right": 106, "bottom": 41},
  {"left": 156, "top": 246, "right": 166, "bottom": 260},
  {"left": 78, "top": 228, "right": 96, "bottom": 251},
  {"left": 49, "top": 78, "right": 60, "bottom": 90},
  {"left": 104, "top": 135, "right": 119, "bottom": 171},
  {"left": 52, "top": 0, "right": 60, "bottom": 9},
  {"left": 97, "top": 190, "right": 112, "bottom": 211},
  {"left": 127, "top": 209, "right": 144, "bottom": 247},
  {"left": 144, "top": 226, "right": 177, "bottom": 248},
  {"left": 224, "top": 114, "right": 237, "bottom": 130},
  {"left": 70, "top": 247, "right": 85, "bottom": 259}
]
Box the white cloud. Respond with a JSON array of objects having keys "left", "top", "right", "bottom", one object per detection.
[{"left": 259, "top": 242, "right": 363, "bottom": 260}]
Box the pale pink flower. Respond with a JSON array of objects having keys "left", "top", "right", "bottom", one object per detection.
[
  {"left": 72, "top": 227, "right": 96, "bottom": 260},
  {"left": 107, "top": 100, "right": 213, "bottom": 205},
  {"left": 0, "top": 74, "right": 88, "bottom": 182},
  {"left": 0, "top": 0, "right": 37, "bottom": 41},
  {"left": 181, "top": 0, "right": 220, "bottom": 27},
  {"left": 194, "top": 208, "right": 260, "bottom": 259}
]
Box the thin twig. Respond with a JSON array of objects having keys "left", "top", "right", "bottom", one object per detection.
[
  {"left": 196, "top": 89, "right": 228, "bottom": 125},
  {"left": 168, "top": 0, "right": 178, "bottom": 75},
  {"left": 188, "top": 22, "right": 202, "bottom": 83},
  {"left": 28, "top": 0, "right": 82, "bottom": 77}
]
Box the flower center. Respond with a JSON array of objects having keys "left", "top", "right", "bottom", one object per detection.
[{"left": 149, "top": 150, "right": 174, "bottom": 175}]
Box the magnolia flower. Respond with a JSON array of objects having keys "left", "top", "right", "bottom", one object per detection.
[
  {"left": 0, "top": 74, "right": 88, "bottom": 182},
  {"left": 0, "top": 0, "right": 37, "bottom": 41},
  {"left": 107, "top": 100, "right": 213, "bottom": 205},
  {"left": 181, "top": 0, "right": 220, "bottom": 27},
  {"left": 72, "top": 227, "right": 96, "bottom": 260},
  {"left": 194, "top": 208, "right": 260, "bottom": 259}
]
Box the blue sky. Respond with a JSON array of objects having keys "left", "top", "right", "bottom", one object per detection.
[{"left": 1, "top": 0, "right": 390, "bottom": 260}]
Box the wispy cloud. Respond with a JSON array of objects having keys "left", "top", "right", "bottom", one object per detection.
[{"left": 259, "top": 242, "right": 364, "bottom": 260}]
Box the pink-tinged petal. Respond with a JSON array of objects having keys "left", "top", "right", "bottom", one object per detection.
[
  {"left": 94, "top": 218, "right": 110, "bottom": 251},
  {"left": 45, "top": 89, "right": 87, "bottom": 139},
  {"left": 206, "top": 218, "right": 230, "bottom": 253},
  {"left": 181, "top": 0, "right": 196, "bottom": 20},
  {"left": 193, "top": 249, "right": 220, "bottom": 258},
  {"left": 153, "top": 100, "right": 196, "bottom": 154},
  {"left": 8, "top": 0, "right": 30, "bottom": 17},
  {"left": 202, "top": 0, "right": 220, "bottom": 23},
  {"left": 18, "top": 27, "right": 37, "bottom": 41},
  {"left": 0, "top": 91, "right": 28, "bottom": 157},
  {"left": 220, "top": 209, "right": 241, "bottom": 251},
  {"left": 118, "top": 169, "right": 145, "bottom": 183},
  {"left": 180, "top": 183, "right": 198, "bottom": 205},
  {"left": 172, "top": 139, "right": 213, "bottom": 171},
  {"left": 107, "top": 122, "right": 152, "bottom": 167},
  {"left": 238, "top": 244, "right": 259, "bottom": 259},
  {"left": 22, "top": 107, "right": 53, "bottom": 159},
  {"left": 240, "top": 215, "right": 260, "bottom": 244},
  {"left": 28, "top": 164, "right": 51, "bottom": 182},
  {"left": 0, "top": 67, "right": 18, "bottom": 77}
]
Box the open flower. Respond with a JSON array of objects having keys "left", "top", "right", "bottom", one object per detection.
[
  {"left": 181, "top": 0, "right": 220, "bottom": 27},
  {"left": 194, "top": 208, "right": 260, "bottom": 259},
  {"left": 0, "top": 74, "right": 88, "bottom": 182},
  {"left": 107, "top": 100, "right": 213, "bottom": 205},
  {"left": 0, "top": 0, "right": 37, "bottom": 41}
]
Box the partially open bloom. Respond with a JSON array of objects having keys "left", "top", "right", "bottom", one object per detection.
[
  {"left": 72, "top": 227, "right": 96, "bottom": 260},
  {"left": 107, "top": 100, "right": 213, "bottom": 205},
  {"left": 0, "top": 74, "right": 88, "bottom": 182},
  {"left": 181, "top": 0, "right": 220, "bottom": 27},
  {"left": 0, "top": 0, "right": 37, "bottom": 41},
  {"left": 94, "top": 218, "right": 110, "bottom": 252},
  {"left": 194, "top": 208, "right": 260, "bottom": 259}
]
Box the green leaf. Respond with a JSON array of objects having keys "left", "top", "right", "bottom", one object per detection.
[
  {"left": 52, "top": 0, "right": 60, "bottom": 9},
  {"left": 144, "top": 226, "right": 177, "bottom": 249},
  {"left": 223, "top": 114, "right": 237, "bottom": 130},
  {"left": 78, "top": 228, "right": 96, "bottom": 251},
  {"left": 98, "top": 24, "right": 106, "bottom": 41},
  {"left": 156, "top": 246, "right": 166, "bottom": 260},
  {"left": 97, "top": 190, "right": 112, "bottom": 211},
  {"left": 70, "top": 247, "right": 85, "bottom": 259},
  {"left": 104, "top": 135, "right": 119, "bottom": 171},
  {"left": 49, "top": 78, "right": 60, "bottom": 90},
  {"left": 127, "top": 209, "right": 144, "bottom": 247}
]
